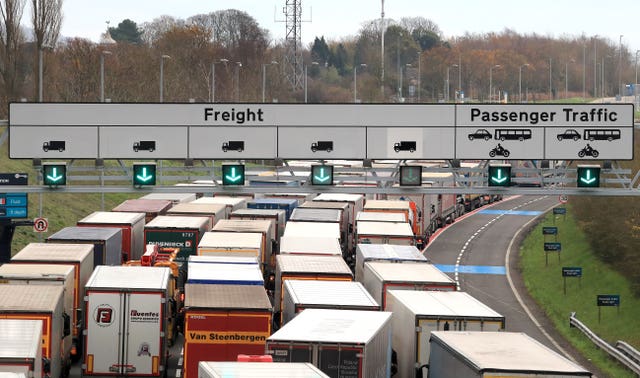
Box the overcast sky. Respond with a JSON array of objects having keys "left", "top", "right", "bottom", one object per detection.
[{"left": 52, "top": 0, "right": 639, "bottom": 54}]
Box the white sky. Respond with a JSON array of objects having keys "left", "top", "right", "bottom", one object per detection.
[{"left": 52, "top": 0, "right": 639, "bottom": 54}]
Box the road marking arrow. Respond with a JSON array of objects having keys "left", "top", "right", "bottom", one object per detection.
[
  {"left": 136, "top": 167, "right": 154, "bottom": 183},
  {"left": 46, "top": 167, "right": 64, "bottom": 183},
  {"left": 224, "top": 167, "right": 243, "bottom": 183}
]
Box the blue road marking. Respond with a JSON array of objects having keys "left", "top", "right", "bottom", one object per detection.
[
  {"left": 479, "top": 209, "right": 543, "bottom": 216},
  {"left": 435, "top": 264, "right": 507, "bottom": 275}
]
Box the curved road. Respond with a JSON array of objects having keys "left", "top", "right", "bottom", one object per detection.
[{"left": 425, "top": 194, "right": 601, "bottom": 374}]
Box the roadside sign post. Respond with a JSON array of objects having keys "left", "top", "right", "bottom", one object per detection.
[
  {"left": 542, "top": 226, "right": 558, "bottom": 242},
  {"left": 543, "top": 242, "right": 562, "bottom": 266},
  {"left": 553, "top": 207, "right": 567, "bottom": 223},
  {"left": 597, "top": 294, "right": 620, "bottom": 322},
  {"left": 562, "top": 267, "right": 582, "bottom": 295}
]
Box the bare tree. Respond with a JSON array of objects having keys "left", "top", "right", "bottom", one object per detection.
[
  {"left": 32, "top": 0, "right": 62, "bottom": 100},
  {"left": 0, "top": 0, "right": 26, "bottom": 108}
]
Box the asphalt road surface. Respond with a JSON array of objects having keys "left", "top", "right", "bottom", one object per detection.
[{"left": 425, "top": 194, "right": 602, "bottom": 375}]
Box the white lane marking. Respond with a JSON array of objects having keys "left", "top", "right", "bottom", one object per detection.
[{"left": 176, "top": 368, "right": 181, "bottom": 378}]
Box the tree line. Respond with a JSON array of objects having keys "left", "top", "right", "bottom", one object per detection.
[{"left": 1, "top": 5, "right": 639, "bottom": 116}]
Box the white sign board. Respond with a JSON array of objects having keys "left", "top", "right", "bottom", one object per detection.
[{"left": 8, "top": 103, "right": 634, "bottom": 160}]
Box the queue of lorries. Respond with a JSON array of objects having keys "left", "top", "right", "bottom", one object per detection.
[{"left": 0, "top": 176, "right": 593, "bottom": 378}]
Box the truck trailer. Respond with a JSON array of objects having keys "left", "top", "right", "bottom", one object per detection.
[
  {"left": 0, "top": 285, "right": 69, "bottom": 378},
  {"left": 355, "top": 243, "right": 428, "bottom": 282},
  {"left": 356, "top": 221, "right": 415, "bottom": 246},
  {"left": 427, "top": 331, "right": 592, "bottom": 378},
  {"left": 11, "top": 243, "right": 94, "bottom": 361},
  {"left": 183, "top": 284, "right": 272, "bottom": 378},
  {"left": 211, "top": 219, "right": 274, "bottom": 270},
  {"left": 77, "top": 211, "right": 146, "bottom": 262},
  {"left": 267, "top": 309, "right": 392, "bottom": 378},
  {"left": 0, "top": 319, "right": 42, "bottom": 378},
  {"left": 279, "top": 236, "right": 342, "bottom": 256},
  {"left": 47, "top": 226, "right": 121, "bottom": 267},
  {"left": 386, "top": 290, "right": 505, "bottom": 378},
  {"left": 144, "top": 215, "right": 210, "bottom": 262},
  {"left": 361, "top": 261, "right": 457, "bottom": 309},
  {"left": 112, "top": 199, "right": 173, "bottom": 224},
  {"left": 83, "top": 266, "right": 171, "bottom": 377},
  {"left": 198, "top": 362, "right": 329, "bottom": 377},
  {"left": 282, "top": 279, "right": 379, "bottom": 325},
  {"left": 166, "top": 202, "right": 227, "bottom": 230}
]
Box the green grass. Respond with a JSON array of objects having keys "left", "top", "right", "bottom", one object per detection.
[{"left": 520, "top": 208, "right": 640, "bottom": 378}]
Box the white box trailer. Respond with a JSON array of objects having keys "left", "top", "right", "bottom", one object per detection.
[
  {"left": 0, "top": 285, "right": 69, "bottom": 378},
  {"left": 356, "top": 211, "right": 406, "bottom": 223},
  {"left": 0, "top": 373, "right": 27, "bottom": 378},
  {"left": 355, "top": 243, "right": 428, "bottom": 281},
  {"left": 282, "top": 280, "right": 379, "bottom": 325},
  {"left": 166, "top": 202, "right": 227, "bottom": 230},
  {"left": 230, "top": 208, "right": 286, "bottom": 241},
  {"left": 0, "top": 319, "right": 42, "bottom": 378},
  {"left": 279, "top": 236, "right": 342, "bottom": 256},
  {"left": 186, "top": 261, "right": 264, "bottom": 286},
  {"left": 428, "top": 332, "right": 592, "bottom": 378},
  {"left": 140, "top": 192, "right": 197, "bottom": 204},
  {"left": 274, "top": 254, "right": 353, "bottom": 315},
  {"left": 187, "top": 255, "right": 259, "bottom": 266},
  {"left": 83, "top": 266, "right": 171, "bottom": 377},
  {"left": 197, "top": 232, "right": 264, "bottom": 270},
  {"left": 192, "top": 196, "right": 247, "bottom": 218},
  {"left": 357, "top": 221, "right": 415, "bottom": 245},
  {"left": 0, "top": 264, "right": 75, "bottom": 353},
  {"left": 211, "top": 219, "right": 274, "bottom": 270},
  {"left": 198, "top": 362, "right": 329, "bottom": 377},
  {"left": 386, "top": 290, "right": 505, "bottom": 378},
  {"left": 284, "top": 222, "right": 341, "bottom": 244},
  {"left": 10, "top": 243, "right": 94, "bottom": 362},
  {"left": 262, "top": 192, "right": 317, "bottom": 205},
  {"left": 362, "top": 261, "right": 457, "bottom": 309},
  {"left": 266, "top": 309, "right": 392, "bottom": 378},
  {"left": 312, "top": 194, "right": 365, "bottom": 252}
]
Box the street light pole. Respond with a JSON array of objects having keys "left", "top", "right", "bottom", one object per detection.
[
  {"left": 448, "top": 64, "right": 459, "bottom": 102},
  {"left": 38, "top": 48, "right": 43, "bottom": 102},
  {"left": 519, "top": 63, "right": 529, "bottom": 103},
  {"left": 354, "top": 63, "right": 367, "bottom": 103},
  {"left": 159, "top": 54, "right": 171, "bottom": 103},
  {"left": 100, "top": 50, "right": 112, "bottom": 103},
  {"left": 594, "top": 37, "right": 598, "bottom": 98},
  {"left": 262, "top": 61, "right": 278, "bottom": 103},
  {"left": 565, "top": 59, "right": 575, "bottom": 99},
  {"left": 234, "top": 62, "right": 242, "bottom": 102},
  {"left": 636, "top": 50, "right": 639, "bottom": 87},
  {"left": 618, "top": 34, "right": 623, "bottom": 96},
  {"left": 211, "top": 58, "right": 228, "bottom": 103},
  {"left": 489, "top": 64, "right": 501, "bottom": 103},
  {"left": 417, "top": 53, "right": 421, "bottom": 102}
]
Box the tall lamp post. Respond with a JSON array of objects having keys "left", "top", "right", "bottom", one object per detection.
[
  {"left": 489, "top": 64, "right": 501, "bottom": 103},
  {"left": 304, "top": 61, "right": 319, "bottom": 103},
  {"left": 635, "top": 50, "right": 639, "bottom": 87},
  {"left": 100, "top": 50, "right": 112, "bottom": 103},
  {"left": 447, "top": 64, "right": 459, "bottom": 102},
  {"left": 565, "top": 59, "right": 575, "bottom": 99},
  {"left": 234, "top": 61, "right": 242, "bottom": 102},
  {"left": 262, "top": 60, "right": 278, "bottom": 103},
  {"left": 618, "top": 35, "right": 623, "bottom": 96},
  {"left": 211, "top": 58, "right": 228, "bottom": 103},
  {"left": 159, "top": 54, "right": 171, "bottom": 103},
  {"left": 519, "top": 63, "right": 530, "bottom": 103},
  {"left": 354, "top": 63, "right": 367, "bottom": 103}
]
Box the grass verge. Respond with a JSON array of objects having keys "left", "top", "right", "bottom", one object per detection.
[{"left": 520, "top": 207, "right": 640, "bottom": 377}]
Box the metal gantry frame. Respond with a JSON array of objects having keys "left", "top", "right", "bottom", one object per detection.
[{"left": 0, "top": 157, "right": 637, "bottom": 196}]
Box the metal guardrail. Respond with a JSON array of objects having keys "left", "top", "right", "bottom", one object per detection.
[
  {"left": 616, "top": 340, "right": 640, "bottom": 366},
  {"left": 569, "top": 313, "right": 640, "bottom": 375}
]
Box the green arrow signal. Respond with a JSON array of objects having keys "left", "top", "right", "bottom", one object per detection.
[
  {"left": 46, "top": 167, "right": 64, "bottom": 183},
  {"left": 313, "top": 167, "right": 331, "bottom": 183},
  {"left": 225, "top": 167, "right": 243, "bottom": 183},
  {"left": 491, "top": 169, "right": 508, "bottom": 184},
  {"left": 579, "top": 170, "right": 596, "bottom": 185},
  {"left": 136, "top": 167, "right": 154, "bottom": 182}
]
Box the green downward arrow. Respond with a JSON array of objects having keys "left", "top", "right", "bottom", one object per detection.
[
  {"left": 225, "top": 167, "right": 243, "bottom": 183},
  {"left": 491, "top": 169, "right": 508, "bottom": 184},
  {"left": 46, "top": 167, "right": 64, "bottom": 183},
  {"left": 580, "top": 170, "right": 596, "bottom": 185},
  {"left": 136, "top": 167, "right": 154, "bottom": 182},
  {"left": 314, "top": 167, "right": 331, "bottom": 183}
]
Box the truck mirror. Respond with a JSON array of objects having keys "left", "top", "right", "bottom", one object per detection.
[
  {"left": 62, "top": 312, "right": 71, "bottom": 337},
  {"left": 76, "top": 308, "right": 83, "bottom": 327}
]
